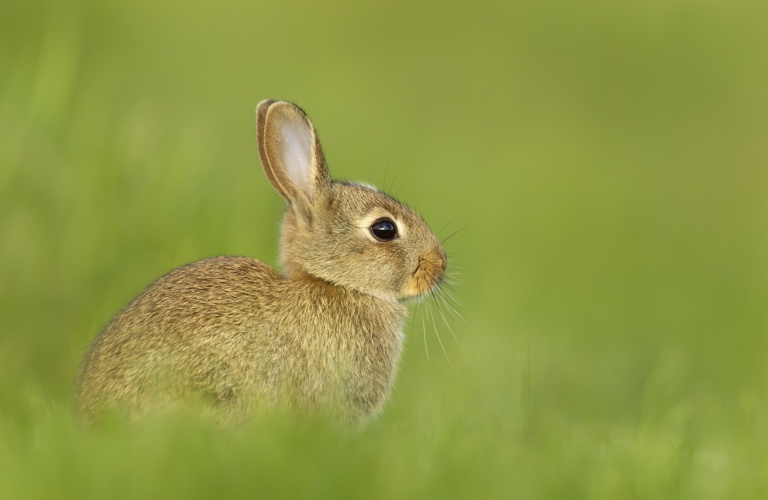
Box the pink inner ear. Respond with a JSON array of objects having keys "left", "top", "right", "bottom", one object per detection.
[{"left": 280, "top": 120, "right": 313, "bottom": 198}]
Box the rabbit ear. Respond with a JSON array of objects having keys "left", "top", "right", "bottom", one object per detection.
[{"left": 256, "top": 100, "right": 330, "bottom": 211}]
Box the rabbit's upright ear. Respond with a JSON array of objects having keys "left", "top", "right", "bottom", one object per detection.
[{"left": 256, "top": 100, "right": 331, "bottom": 213}]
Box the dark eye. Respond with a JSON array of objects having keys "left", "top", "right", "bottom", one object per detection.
[{"left": 370, "top": 218, "right": 399, "bottom": 242}]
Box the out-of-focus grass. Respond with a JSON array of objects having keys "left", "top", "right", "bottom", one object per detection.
[{"left": 1, "top": 0, "right": 768, "bottom": 497}]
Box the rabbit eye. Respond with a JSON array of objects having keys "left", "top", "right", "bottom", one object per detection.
[{"left": 370, "top": 218, "right": 398, "bottom": 242}]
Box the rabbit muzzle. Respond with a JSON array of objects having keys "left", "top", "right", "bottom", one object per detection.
[{"left": 400, "top": 245, "right": 447, "bottom": 300}]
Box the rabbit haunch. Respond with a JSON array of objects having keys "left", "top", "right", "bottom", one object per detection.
[{"left": 76, "top": 100, "right": 446, "bottom": 425}]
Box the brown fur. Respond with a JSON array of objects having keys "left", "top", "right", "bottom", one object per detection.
[{"left": 76, "top": 100, "right": 446, "bottom": 426}]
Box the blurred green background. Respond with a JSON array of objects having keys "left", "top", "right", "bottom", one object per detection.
[{"left": 1, "top": 0, "right": 767, "bottom": 497}]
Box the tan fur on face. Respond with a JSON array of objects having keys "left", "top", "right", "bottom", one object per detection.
[
  {"left": 401, "top": 245, "right": 447, "bottom": 298},
  {"left": 76, "top": 101, "right": 446, "bottom": 426},
  {"left": 280, "top": 182, "right": 446, "bottom": 301}
]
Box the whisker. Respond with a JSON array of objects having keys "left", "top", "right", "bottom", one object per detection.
[
  {"left": 420, "top": 302, "right": 430, "bottom": 362},
  {"left": 425, "top": 298, "right": 451, "bottom": 367},
  {"left": 441, "top": 226, "right": 468, "bottom": 245},
  {"left": 424, "top": 294, "right": 436, "bottom": 334},
  {"left": 432, "top": 294, "right": 462, "bottom": 348},
  {"left": 410, "top": 301, "right": 426, "bottom": 359},
  {"left": 390, "top": 172, "right": 400, "bottom": 194},
  {"left": 442, "top": 291, "right": 464, "bottom": 307},
  {"left": 441, "top": 279, "right": 462, "bottom": 291},
  {"left": 436, "top": 288, "right": 461, "bottom": 320},
  {"left": 440, "top": 286, "right": 465, "bottom": 309},
  {"left": 439, "top": 283, "right": 461, "bottom": 302},
  {"left": 437, "top": 286, "right": 469, "bottom": 325},
  {"left": 436, "top": 217, "right": 459, "bottom": 240},
  {"left": 443, "top": 278, "right": 463, "bottom": 289},
  {"left": 429, "top": 301, "right": 456, "bottom": 374},
  {"left": 393, "top": 176, "right": 406, "bottom": 198}
]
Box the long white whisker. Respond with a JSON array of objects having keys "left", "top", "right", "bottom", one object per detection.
[
  {"left": 437, "top": 289, "right": 463, "bottom": 322},
  {"left": 431, "top": 309, "right": 456, "bottom": 374},
  {"left": 420, "top": 303, "right": 430, "bottom": 362},
  {"left": 432, "top": 295, "right": 462, "bottom": 348},
  {"left": 443, "top": 281, "right": 463, "bottom": 292},
  {"left": 441, "top": 280, "right": 462, "bottom": 293},
  {"left": 440, "top": 285, "right": 462, "bottom": 306},
  {"left": 437, "top": 287, "right": 469, "bottom": 325},
  {"left": 441, "top": 283, "right": 459, "bottom": 296},
  {"left": 443, "top": 279, "right": 463, "bottom": 290},
  {"left": 439, "top": 285, "right": 462, "bottom": 306}
]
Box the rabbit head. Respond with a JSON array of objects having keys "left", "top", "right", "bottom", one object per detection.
[{"left": 256, "top": 100, "right": 446, "bottom": 302}]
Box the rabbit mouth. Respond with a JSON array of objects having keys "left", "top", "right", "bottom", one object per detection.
[{"left": 400, "top": 246, "right": 446, "bottom": 300}]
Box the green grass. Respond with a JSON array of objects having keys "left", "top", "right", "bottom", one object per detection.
[{"left": 2, "top": 0, "right": 768, "bottom": 497}]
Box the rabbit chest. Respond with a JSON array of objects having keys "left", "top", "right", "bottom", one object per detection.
[{"left": 261, "top": 279, "right": 408, "bottom": 422}]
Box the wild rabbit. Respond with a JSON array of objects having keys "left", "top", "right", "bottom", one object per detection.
[{"left": 76, "top": 100, "right": 447, "bottom": 425}]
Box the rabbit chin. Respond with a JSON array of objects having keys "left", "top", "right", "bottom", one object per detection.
[
  {"left": 398, "top": 280, "right": 439, "bottom": 302},
  {"left": 399, "top": 270, "right": 444, "bottom": 301}
]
